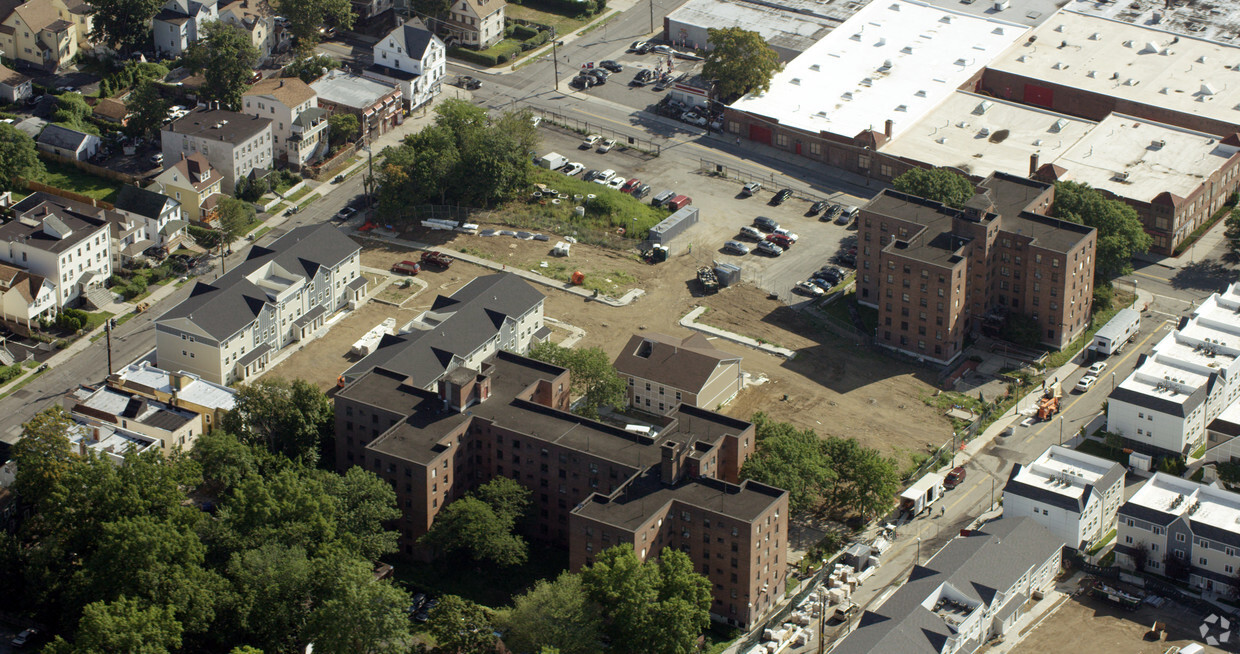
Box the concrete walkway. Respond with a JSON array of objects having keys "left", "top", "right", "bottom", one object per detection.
[
  {"left": 1133, "top": 209, "right": 1232, "bottom": 270},
  {"left": 678, "top": 306, "right": 797, "bottom": 359}
]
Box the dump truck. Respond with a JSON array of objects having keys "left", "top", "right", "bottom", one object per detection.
[
  {"left": 420, "top": 251, "right": 453, "bottom": 269},
  {"left": 697, "top": 266, "right": 719, "bottom": 293},
  {"left": 1035, "top": 382, "right": 1062, "bottom": 421}
]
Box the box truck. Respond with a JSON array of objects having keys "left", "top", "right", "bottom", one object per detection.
[
  {"left": 539, "top": 152, "right": 568, "bottom": 170},
  {"left": 1090, "top": 308, "right": 1140, "bottom": 357},
  {"left": 900, "top": 472, "right": 945, "bottom": 517}
]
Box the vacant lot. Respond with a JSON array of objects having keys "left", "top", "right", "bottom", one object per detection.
[{"left": 1009, "top": 593, "right": 1227, "bottom": 654}]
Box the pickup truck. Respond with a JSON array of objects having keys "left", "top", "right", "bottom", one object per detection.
[{"left": 421, "top": 251, "right": 453, "bottom": 269}]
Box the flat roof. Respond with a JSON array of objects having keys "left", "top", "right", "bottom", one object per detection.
[
  {"left": 1127, "top": 472, "right": 1240, "bottom": 537},
  {"left": 1055, "top": 114, "right": 1240, "bottom": 202},
  {"left": 1066, "top": 0, "right": 1240, "bottom": 45},
  {"left": 310, "top": 70, "right": 398, "bottom": 110},
  {"left": 985, "top": 10, "right": 1240, "bottom": 132},
  {"left": 919, "top": 0, "right": 1066, "bottom": 27},
  {"left": 1013, "top": 445, "right": 1121, "bottom": 500},
  {"left": 113, "top": 362, "right": 237, "bottom": 411},
  {"left": 572, "top": 471, "right": 785, "bottom": 531},
  {"left": 665, "top": 0, "right": 843, "bottom": 56},
  {"left": 883, "top": 91, "right": 1095, "bottom": 178},
  {"left": 729, "top": 0, "right": 1027, "bottom": 138}
]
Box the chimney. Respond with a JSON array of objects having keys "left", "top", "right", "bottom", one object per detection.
[
  {"left": 660, "top": 441, "right": 682, "bottom": 485},
  {"left": 884, "top": 119, "right": 893, "bottom": 138},
  {"left": 1029, "top": 152, "right": 1039, "bottom": 177}
]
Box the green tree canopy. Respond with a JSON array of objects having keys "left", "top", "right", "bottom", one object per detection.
[
  {"left": 328, "top": 112, "right": 359, "bottom": 147},
  {"left": 10, "top": 406, "right": 76, "bottom": 510},
  {"left": 284, "top": 53, "right": 339, "bottom": 83},
  {"left": 702, "top": 27, "right": 782, "bottom": 100},
  {"left": 500, "top": 572, "right": 602, "bottom": 654},
  {"left": 892, "top": 167, "right": 975, "bottom": 209},
  {"left": 319, "top": 466, "right": 401, "bottom": 562},
  {"left": 126, "top": 80, "right": 170, "bottom": 140},
  {"left": 217, "top": 196, "right": 256, "bottom": 244},
  {"left": 528, "top": 342, "right": 626, "bottom": 419},
  {"left": 825, "top": 437, "right": 901, "bottom": 520},
  {"left": 89, "top": 0, "right": 163, "bottom": 53},
  {"left": 304, "top": 555, "right": 412, "bottom": 654},
  {"left": 739, "top": 416, "right": 835, "bottom": 513},
  {"left": 421, "top": 477, "right": 530, "bottom": 566},
  {"left": 581, "top": 547, "right": 711, "bottom": 654},
  {"left": 222, "top": 377, "right": 333, "bottom": 464},
  {"left": 274, "top": 0, "right": 353, "bottom": 55},
  {"left": 428, "top": 595, "right": 496, "bottom": 654},
  {"left": 1052, "top": 180, "right": 1153, "bottom": 279},
  {"left": 47, "top": 596, "right": 184, "bottom": 654},
  {"left": 0, "top": 122, "right": 43, "bottom": 189},
  {"left": 186, "top": 22, "right": 261, "bottom": 111}
]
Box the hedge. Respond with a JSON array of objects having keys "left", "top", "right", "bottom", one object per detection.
[
  {"left": 512, "top": 24, "right": 539, "bottom": 40},
  {"left": 449, "top": 47, "right": 499, "bottom": 67}
]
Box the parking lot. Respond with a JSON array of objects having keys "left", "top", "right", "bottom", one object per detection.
[
  {"left": 536, "top": 124, "right": 860, "bottom": 303},
  {"left": 565, "top": 47, "right": 704, "bottom": 120}
]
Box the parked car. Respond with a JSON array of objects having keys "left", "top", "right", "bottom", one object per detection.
[
  {"left": 766, "top": 233, "right": 793, "bottom": 249},
  {"left": 457, "top": 75, "right": 482, "bottom": 90},
  {"left": 630, "top": 40, "right": 648, "bottom": 52},
  {"left": 11, "top": 629, "right": 38, "bottom": 648},
  {"left": 598, "top": 138, "right": 616, "bottom": 153},
  {"left": 391, "top": 260, "right": 421, "bottom": 275},
  {"left": 770, "top": 188, "right": 793, "bottom": 205},
  {"left": 809, "top": 200, "right": 828, "bottom": 215},
  {"left": 723, "top": 240, "right": 750, "bottom": 255},
  {"left": 1088, "top": 361, "right": 1108, "bottom": 375},
  {"left": 773, "top": 227, "right": 799, "bottom": 243},
  {"left": 944, "top": 466, "right": 967, "bottom": 489},
  {"left": 150, "top": 153, "right": 164, "bottom": 166},
  {"left": 755, "top": 241, "right": 784, "bottom": 256},
  {"left": 810, "top": 277, "right": 834, "bottom": 291},
  {"left": 606, "top": 177, "right": 626, "bottom": 190},
  {"left": 581, "top": 134, "right": 602, "bottom": 149},
  {"left": 754, "top": 216, "right": 779, "bottom": 232},
  {"left": 739, "top": 226, "right": 763, "bottom": 240},
  {"left": 1075, "top": 375, "right": 1098, "bottom": 392},
  {"left": 249, "top": 71, "right": 262, "bottom": 83},
  {"left": 742, "top": 181, "right": 762, "bottom": 197},
  {"left": 583, "top": 169, "right": 601, "bottom": 182},
  {"left": 586, "top": 68, "right": 609, "bottom": 81},
  {"left": 681, "top": 112, "right": 707, "bottom": 127},
  {"left": 666, "top": 194, "right": 692, "bottom": 210},
  {"left": 335, "top": 206, "right": 357, "bottom": 221},
  {"left": 593, "top": 169, "right": 616, "bottom": 184},
  {"left": 631, "top": 69, "right": 656, "bottom": 86},
  {"left": 631, "top": 184, "right": 652, "bottom": 199},
  {"left": 836, "top": 208, "right": 853, "bottom": 225},
  {"left": 562, "top": 162, "right": 585, "bottom": 176},
  {"left": 795, "top": 281, "right": 825, "bottom": 297},
  {"left": 600, "top": 60, "right": 623, "bottom": 72},
  {"left": 621, "top": 178, "right": 641, "bottom": 193},
  {"left": 651, "top": 190, "right": 676, "bottom": 207},
  {"left": 651, "top": 44, "right": 673, "bottom": 54}
]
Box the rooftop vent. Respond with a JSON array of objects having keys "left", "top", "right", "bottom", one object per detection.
[
  {"left": 973, "top": 100, "right": 993, "bottom": 115},
  {"left": 978, "top": 127, "right": 990, "bottom": 137},
  {"left": 1053, "top": 61, "right": 1069, "bottom": 69},
  {"left": 940, "top": 15, "right": 953, "bottom": 23},
  {"left": 1201, "top": 83, "right": 1218, "bottom": 95},
  {"left": 876, "top": 37, "right": 886, "bottom": 46},
  {"left": 888, "top": 2, "right": 900, "bottom": 8},
  {"left": 1090, "top": 32, "right": 1101, "bottom": 40},
  {"left": 1124, "top": 78, "right": 1139, "bottom": 86},
  {"left": 1016, "top": 54, "right": 1028, "bottom": 62},
  {"left": 860, "top": 77, "right": 873, "bottom": 86},
  {"left": 954, "top": 58, "right": 968, "bottom": 66},
  {"left": 842, "top": 91, "right": 854, "bottom": 100},
  {"left": 1087, "top": 70, "right": 1097, "bottom": 78},
  {"left": 1051, "top": 118, "right": 1068, "bottom": 132},
  {"left": 1140, "top": 41, "right": 1159, "bottom": 54},
  {"left": 992, "top": 27, "right": 1005, "bottom": 35},
  {"left": 790, "top": 78, "right": 801, "bottom": 85},
  {"left": 1151, "top": 139, "right": 1166, "bottom": 149},
  {"left": 895, "top": 104, "right": 908, "bottom": 111},
  {"left": 915, "top": 89, "right": 926, "bottom": 97},
  {"left": 1032, "top": 139, "right": 1043, "bottom": 146},
  {"left": 1123, "top": 40, "right": 1134, "bottom": 47},
  {"left": 901, "top": 45, "right": 914, "bottom": 54},
  {"left": 1054, "top": 24, "right": 1064, "bottom": 32},
  {"left": 810, "top": 64, "right": 820, "bottom": 71},
  {"left": 1115, "top": 171, "right": 1130, "bottom": 181},
  {"left": 1198, "top": 55, "right": 1208, "bottom": 63},
  {"left": 851, "top": 32, "right": 862, "bottom": 41},
  {"left": 936, "top": 137, "right": 947, "bottom": 144}
]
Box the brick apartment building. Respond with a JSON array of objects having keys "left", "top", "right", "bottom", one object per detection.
[
  {"left": 334, "top": 350, "right": 788, "bottom": 628},
  {"left": 856, "top": 172, "right": 1097, "bottom": 364}
]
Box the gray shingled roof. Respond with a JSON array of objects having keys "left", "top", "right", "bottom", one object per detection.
[
  {"left": 158, "top": 223, "right": 358, "bottom": 340},
  {"left": 116, "top": 185, "right": 178, "bottom": 220},
  {"left": 344, "top": 273, "right": 544, "bottom": 387},
  {"left": 37, "top": 123, "right": 93, "bottom": 151},
  {"left": 401, "top": 19, "right": 435, "bottom": 59}
]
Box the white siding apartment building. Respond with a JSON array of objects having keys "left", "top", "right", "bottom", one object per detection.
[
  {"left": 1002, "top": 445, "right": 1126, "bottom": 551},
  {"left": 161, "top": 109, "right": 273, "bottom": 195},
  {"left": 151, "top": 0, "right": 218, "bottom": 57},
  {"left": 242, "top": 78, "right": 329, "bottom": 167},
  {"left": 368, "top": 18, "right": 445, "bottom": 109},
  {"left": 0, "top": 193, "right": 112, "bottom": 309},
  {"left": 156, "top": 224, "right": 364, "bottom": 385},
  {"left": 1116, "top": 473, "right": 1240, "bottom": 595},
  {"left": 1106, "top": 282, "right": 1240, "bottom": 457}
]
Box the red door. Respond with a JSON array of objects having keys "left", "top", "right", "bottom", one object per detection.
[
  {"left": 749, "top": 123, "right": 772, "bottom": 145},
  {"left": 795, "top": 141, "right": 802, "bottom": 155}
]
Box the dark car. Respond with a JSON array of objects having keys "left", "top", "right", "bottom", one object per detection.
[
  {"left": 810, "top": 277, "right": 834, "bottom": 291},
  {"left": 809, "top": 200, "right": 828, "bottom": 215},
  {"left": 600, "top": 60, "right": 623, "bottom": 72},
  {"left": 11, "top": 629, "right": 39, "bottom": 649},
  {"left": 754, "top": 216, "right": 779, "bottom": 232},
  {"left": 143, "top": 245, "right": 167, "bottom": 260},
  {"left": 631, "top": 69, "right": 656, "bottom": 86},
  {"left": 571, "top": 75, "right": 594, "bottom": 89},
  {"left": 944, "top": 466, "right": 967, "bottom": 489},
  {"left": 457, "top": 75, "right": 482, "bottom": 90},
  {"left": 391, "top": 260, "right": 420, "bottom": 275},
  {"left": 631, "top": 184, "right": 652, "bottom": 199},
  {"left": 770, "top": 188, "right": 794, "bottom": 205},
  {"left": 583, "top": 169, "right": 601, "bottom": 182}
]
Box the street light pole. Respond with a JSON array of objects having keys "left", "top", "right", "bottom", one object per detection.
[
  {"left": 917, "top": 537, "right": 922, "bottom": 565},
  {"left": 649, "top": 0, "right": 655, "bottom": 34}
]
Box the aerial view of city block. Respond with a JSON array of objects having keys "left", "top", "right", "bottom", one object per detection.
[{"left": 0, "top": 0, "right": 1238, "bottom": 651}]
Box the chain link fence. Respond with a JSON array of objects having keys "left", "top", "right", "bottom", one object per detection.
[
  {"left": 535, "top": 109, "right": 662, "bottom": 157},
  {"left": 697, "top": 158, "right": 845, "bottom": 206}
]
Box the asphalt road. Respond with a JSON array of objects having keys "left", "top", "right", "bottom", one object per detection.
[{"left": 0, "top": 173, "right": 369, "bottom": 444}]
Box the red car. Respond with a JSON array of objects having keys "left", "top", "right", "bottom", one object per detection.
[
  {"left": 621, "top": 178, "right": 641, "bottom": 193},
  {"left": 944, "top": 466, "right": 966, "bottom": 489},
  {"left": 766, "top": 233, "right": 793, "bottom": 249},
  {"left": 391, "top": 261, "right": 420, "bottom": 275}
]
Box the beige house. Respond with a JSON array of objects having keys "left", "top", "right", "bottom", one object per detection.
[
  {"left": 242, "top": 77, "right": 328, "bottom": 167},
  {"left": 0, "top": 0, "right": 78, "bottom": 72},
  {"left": 151, "top": 154, "right": 224, "bottom": 227},
  {"left": 443, "top": 0, "right": 505, "bottom": 50},
  {"left": 70, "top": 384, "right": 204, "bottom": 455},
  {"left": 613, "top": 332, "right": 743, "bottom": 416},
  {"left": 107, "top": 362, "right": 237, "bottom": 434},
  {"left": 218, "top": 0, "right": 276, "bottom": 61}
]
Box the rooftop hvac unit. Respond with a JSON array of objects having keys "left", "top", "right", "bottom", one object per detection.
[
  {"left": 994, "top": 0, "right": 1009, "bottom": 9},
  {"left": 1152, "top": 139, "right": 1166, "bottom": 148}
]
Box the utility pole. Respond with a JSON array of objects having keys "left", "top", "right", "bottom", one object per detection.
[
  {"left": 649, "top": 0, "right": 655, "bottom": 34},
  {"left": 105, "top": 318, "right": 114, "bottom": 375},
  {"left": 552, "top": 40, "right": 562, "bottom": 91}
]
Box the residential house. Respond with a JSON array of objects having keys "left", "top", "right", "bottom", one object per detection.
[
  {"left": 0, "top": 262, "right": 56, "bottom": 328},
  {"left": 613, "top": 332, "right": 743, "bottom": 416},
  {"left": 0, "top": 0, "right": 78, "bottom": 72},
  {"left": 59, "top": 0, "right": 91, "bottom": 47},
  {"left": 156, "top": 223, "right": 364, "bottom": 385},
  {"left": 340, "top": 272, "right": 546, "bottom": 387},
  {"left": 441, "top": 0, "right": 505, "bottom": 49},
  {"left": 1107, "top": 282, "right": 1240, "bottom": 457},
  {"left": 161, "top": 109, "right": 273, "bottom": 194},
  {"left": 352, "top": 0, "right": 392, "bottom": 24},
  {"left": 1002, "top": 445, "right": 1126, "bottom": 552},
  {"left": 218, "top": 0, "right": 276, "bottom": 61},
  {"left": 151, "top": 0, "right": 217, "bottom": 58},
  {"left": 1115, "top": 473, "right": 1240, "bottom": 596},
  {"left": 70, "top": 384, "right": 203, "bottom": 454},
  {"left": 114, "top": 185, "right": 187, "bottom": 251},
  {"left": 91, "top": 97, "right": 130, "bottom": 126},
  {"left": 0, "top": 63, "right": 31, "bottom": 103},
  {"left": 310, "top": 70, "right": 402, "bottom": 141},
  {"left": 830, "top": 518, "right": 1064, "bottom": 654},
  {"left": 150, "top": 153, "right": 224, "bottom": 227},
  {"left": 36, "top": 123, "right": 101, "bottom": 161},
  {"left": 0, "top": 192, "right": 112, "bottom": 309},
  {"left": 104, "top": 206, "right": 152, "bottom": 267},
  {"left": 106, "top": 361, "right": 237, "bottom": 433},
  {"left": 242, "top": 77, "right": 328, "bottom": 167},
  {"left": 367, "top": 18, "right": 445, "bottom": 110},
  {"left": 336, "top": 349, "right": 787, "bottom": 629}
]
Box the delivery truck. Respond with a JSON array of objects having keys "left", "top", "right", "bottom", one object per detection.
[
  {"left": 539, "top": 152, "right": 568, "bottom": 170},
  {"left": 900, "top": 472, "right": 945, "bottom": 517}
]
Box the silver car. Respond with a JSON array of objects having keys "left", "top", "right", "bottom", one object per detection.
[
  {"left": 756, "top": 241, "right": 784, "bottom": 256},
  {"left": 723, "top": 240, "right": 750, "bottom": 255}
]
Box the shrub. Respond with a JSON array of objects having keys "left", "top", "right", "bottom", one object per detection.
[
  {"left": 511, "top": 24, "right": 539, "bottom": 40},
  {"left": 449, "top": 47, "right": 498, "bottom": 67},
  {"left": 55, "top": 308, "right": 88, "bottom": 332}
]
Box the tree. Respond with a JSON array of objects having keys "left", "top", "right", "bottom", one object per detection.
[
  {"left": 284, "top": 53, "right": 339, "bottom": 83},
  {"left": 501, "top": 572, "right": 602, "bottom": 654},
  {"left": 528, "top": 342, "right": 626, "bottom": 419},
  {"left": 427, "top": 595, "right": 495, "bottom": 654},
  {"left": 581, "top": 547, "right": 710, "bottom": 654},
  {"left": 999, "top": 313, "right": 1040, "bottom": 348},
  {"left": 421, "top": 494, "right": 528, "bottom": 566},
  {"left": 217, "top": 467, "right": 339, "bottom": 555},
  {"left": 1132, "top": 541, "right": 1148, "bottom": 570},
  {"left": 408, "top": 0, "right": 452, "bottom": 18},
  {"left": 48, "top": 596, "right": 184, "bottom": 654},
  {"left": 320, "top": 466, "right": 401, "bottom": 562},
  {"left": 10, "top": 406, "right": 76, "bottom": 509},
  {"left": 471, "top": 475, "right": 531, "bottom": 526},
  {"left": 126, "top": 80, "right": 169, "bottom": 139},
  {"left": 328, "top": 113, "right": 359, "bottom": 147},
  {"left": 274, "top": 0, "right": 353, "bottom": 56},
  {"left": 187, "top": 22, "right": 261, "bottom": 111},
  {"left": 226, "top": 544, "right": 318, "bottom": 653},
  {"left": 53, "top": 92, "right": 99, "bottom": 135},
  {"left": 1105, "top": 431, "right": 1124, "bottom": 455},
  {"left": 89, "top": 0, "right": 163, "bottom": 53},
  {"left": 0, "top": 122, "right": 43, "bottom": 189},
  {"left": 892, "top": 167, "right": 975, "bottom": 209},
  {"left": 1226, "top": 208, "right": 1240, "bottom": 250},
  {"left": 217, "top": 196, "right": 256, "bottom": 244},
  {"left": 1052, "top": 181, "right": 1152, "bottom": 279},
  {"left": 305, "top": 557, "right": 412, "bottom": 654},
  {"left": 740, "top": 425, "right": 834, "bottom": 513},
  {"left": 702, "top": 27, "right": 781, "bottom": 101},
  {"left": 824, "top": 437, "right": 900, "bottom": 520},
  {"left": 222, "top": 377, "right": 333, "bottom": 463}
]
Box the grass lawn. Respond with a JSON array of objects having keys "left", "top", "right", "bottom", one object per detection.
[
  {"left": 526, "top": 260, "right": 636, "bottom": 295},
  {"left": 0, "top": 366, "right": 48, "bottom": 400},
  {"left": 285, "top": 185, "right": 313, "bottom": 203},
  {"left": 1044, "top": 289, "right": 1137, "bottom": 369},
  {"left": 388, "top": 545, "right": 569, "bottom": 608},
  {"left": 701, "top": 623, "right": 743, "bottom": 654},
  {"left": 505, "top": 2, "right": 590, "bottom": 36},
  {"left": 1075, "top": 437, "right": 1129, "bottom": 466},
  {"left": 820, "top": 289, "right": 876, "bottom": 333},
  {"left": 252, "top": 226, "right": 272, "bottom": 240},
  {"left": 576, "top": 10, "right": 618, "bottom": 36},
  {"left": 38, "top": 159, "right": 120, "bottom": 203},
  {"left": 375, "top": 278, "right": 421, "bottom": 305},
  {"left": 1087, "top": 528, "right": 1117, "bottom": 555},
  {"left": 322, "top": 155, "right": 361, "bottom": 181},
  {"left": 83, "top": 310, "right": 115, "bottom": 332}
]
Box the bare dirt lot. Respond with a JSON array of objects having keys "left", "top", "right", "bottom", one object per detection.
[{"left": 1010, "top": 593, "right": 1229, "bottom": 654}]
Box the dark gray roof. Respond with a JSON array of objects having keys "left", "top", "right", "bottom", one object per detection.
[
  {"left": 1117, "top": 502, "right": 1178, "bottom": 527},
  {"left": 401, "top": 19, "right": 435, "bottom": 59},
  {"left": 116, "top": 185, "right": 178, "bottom": 220},
  {"left": 1, "top": 192, "right": 111, "bottom": 253},
  {"left": 344, "top": 273, "right": 544, "bottom": 387},
  {"left": 158, "top": 223, "right": 359, "bottom": 340},
  {"left": 293, "top": 303, "right": 326, "bottom": 328},
  {"left": 1109, "top": 383, "right": 1208, "bottom": 419},
  {"left": 365, "top": 63, "right": 419, "bottom": 82},
  {"left": 832, "top": 518, "right": 1064, "bottom": 654},
  {"left": 237, "top": 342, "right": 271, "bottom": 367},
  {"left": 37, "top": 123, "right": 94, "bottom": 151},
  {"left": 165, "top": 109, "right": 272, "bottom": 145}
]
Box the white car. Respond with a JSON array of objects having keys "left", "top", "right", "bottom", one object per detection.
[
  {"left": 530, "top": 116, "right": 542, "bottom": 127},
  {"left": 598, "top": 138, "right": 616, "bottom": 153},
  {"left": 773, "top": 228, "right": 799, "bottom": 243},
  {"left": 1075, "top": 375, "right": 1098, "bottom": 392},
  {"left": 592, "top": 169, "right": 616, "bottom": 184},
  {"left": 606, "top": 177, "right": 626, "bottom": 190},
  {"left": 795, "top": 281, "right": 825, "bottom": 296},
  {"left": 1087, "top": 361, "right": 1108, "bottom": 375},
  {"left": 581, "top": 134, "right": 602, "bottom": 149},
  {"left": 562, "top": 162, "right": 585, "bottom": 177}
]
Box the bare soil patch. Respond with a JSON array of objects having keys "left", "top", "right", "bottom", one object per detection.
[{"left": 1008, "top": 593, "right": 1227, "bottom": 654}]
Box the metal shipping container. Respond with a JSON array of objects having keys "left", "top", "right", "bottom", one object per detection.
[{"left": 646, "top": 207, "right": 699, "bottom": 244}]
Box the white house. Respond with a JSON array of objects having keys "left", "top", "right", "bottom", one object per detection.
[
  {"left": 114, "top": 185, "right": 187, "bottom": 252},
  {"left": 36, "top": 123, "right": 100, "bottom": 161},
  {"left": 0, "top": 193, "right": 113, "bottom": 310},
  {"left": 151, "top": 0, "right": 218, "bottom": 57},
  {"left": 367, "top": 18, "right": 445, "bottom": 110},
  {"left": 1002, "top": 445, "right": 1126, "bottom": 552},
  {"left": 1116, "top": 473, "right": 1240, "bottom": 596},
  {"left": 161, "top": 109, "right": 273, "bottom": 194},
  {"left": 0, "top": 63, "right": 32, "bottom": 104},
  {"left": 242, "top": 77, "right": 328, "bottom": 167},
  {"left": 0, "top": 263, "right": 57, "bottom": 328},
  {"left": 1107, "top": 282, "right": 1240, "bottom": 457}
]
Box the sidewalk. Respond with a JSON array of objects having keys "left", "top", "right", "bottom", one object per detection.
[{"left": 1133, "top": 209, "right": 1231, "bottom": 270}]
